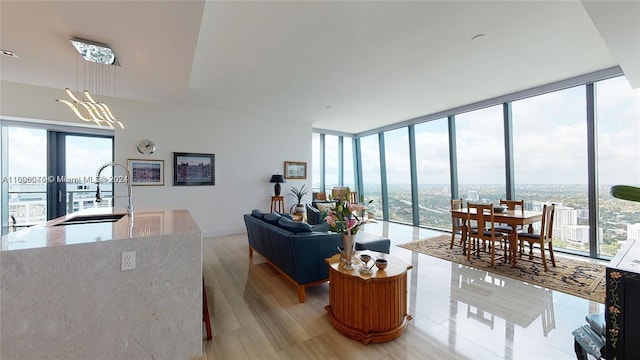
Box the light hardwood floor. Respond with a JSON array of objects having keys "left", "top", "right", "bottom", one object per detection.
[{"left": 202, "top": 221, "right": 603, "bottom": 359}]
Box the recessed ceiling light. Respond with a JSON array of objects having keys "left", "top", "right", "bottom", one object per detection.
[
  {"left": 1, "top": 49, "right": 19, "bottom": 58},
  {"left": 70, "top": 38, "right": 119, "bottom": 65},
  {"left": 471, "top": 34, "right": 487, "bottom": 42}
]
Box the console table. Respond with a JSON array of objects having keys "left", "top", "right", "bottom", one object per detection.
[
  {"left": 606, "top": 238, "right": 640, "bottom": 359},
  {"left": 324, "top": 251, "right": 412, "bottom": 344}
]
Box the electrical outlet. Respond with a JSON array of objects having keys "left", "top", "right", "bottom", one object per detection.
[{"left": 121, "top": 251, "right": 136, "bottom": 271}]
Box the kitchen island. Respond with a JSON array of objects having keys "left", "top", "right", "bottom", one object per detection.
[{"left": 1, "top": 208, "right": 203, "bottom": 360}]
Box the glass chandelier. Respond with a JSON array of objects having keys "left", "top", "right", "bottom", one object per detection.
[{"left": 56, "top": 38, "right": 124, "bottom": 129}]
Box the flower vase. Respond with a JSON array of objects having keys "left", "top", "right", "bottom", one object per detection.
[{"left": 341, "top": 234, "right": 356, "bottom": 270}]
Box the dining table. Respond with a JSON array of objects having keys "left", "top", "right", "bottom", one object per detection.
[{"left": 450, "top": 207, "right": 543, "bottom": 267}]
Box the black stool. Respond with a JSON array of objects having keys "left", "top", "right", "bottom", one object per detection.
[{"left": 572, "top": 313, "right": 605, "bottom": 359}]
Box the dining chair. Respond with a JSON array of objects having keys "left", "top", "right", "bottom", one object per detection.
[
  {"left": 450, "top": 199, "right": 465, "bottom": 249},
  {"left": 349, "top": 191, "right": 358, "bottom": 204},
  {"left": 517, "top": 204, "right": 556, "bottom": 271},
  {"left": 466, "top": 203, "right": 509, "bottom": 268},
  {"left": 495, "top": 199, "right": 525, "bottom": 233},
  {"left": 495, "top": 199, "right": 525, "bottom": 255}
]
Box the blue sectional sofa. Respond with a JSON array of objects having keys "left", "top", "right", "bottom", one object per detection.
[{"left": 244, "top": 210, "right": 390, "bottom": 302}]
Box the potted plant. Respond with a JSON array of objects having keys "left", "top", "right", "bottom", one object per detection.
[{"left": 289, "top": 184, "right": 309, "bottom": 214}]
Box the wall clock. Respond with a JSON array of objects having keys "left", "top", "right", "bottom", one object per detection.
[{"left": 136, "top": 139, "right": 156, "bottom": 155}]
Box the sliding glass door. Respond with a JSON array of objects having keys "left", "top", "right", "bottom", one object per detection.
[{"left": 3, "top": 127, "right": 48, "bottom": 231}]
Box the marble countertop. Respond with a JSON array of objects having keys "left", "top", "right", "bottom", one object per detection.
[{"left": 1, "top": 207, "right": 200, "bottom": 252}]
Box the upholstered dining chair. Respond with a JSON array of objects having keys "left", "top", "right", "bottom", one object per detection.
[
  {"left": 517, "top": 203, "right": 556, "bottom": 271},
  {"left": 466, "top": 203, "right": 509, "bottom": 268},
  {"left": 495, "top": 199, "right": 525, "bottom": 255},
  {"left": 495, "top": 199, "right": 525, "bottom": 232}
]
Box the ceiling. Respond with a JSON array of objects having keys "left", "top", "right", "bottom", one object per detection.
[{"left": 1, "top": 1, "right": 638, "bottom": 134}]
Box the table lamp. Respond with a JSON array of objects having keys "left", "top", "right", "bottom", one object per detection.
[{"left": 269, "top": 174, "right": 285, "bottom": 196}]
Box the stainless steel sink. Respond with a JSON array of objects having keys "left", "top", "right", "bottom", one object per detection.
[{"left": 54, "top": 213, "right": 126, "bottom": 226}]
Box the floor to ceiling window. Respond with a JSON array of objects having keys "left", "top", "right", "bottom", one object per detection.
[
  {"left": 455, "top": 105, "right": 506, "bottom": 204},
  {"left": 64, "top": 135, "right": 114, "bottom": 214},
  {"left": 360, "top": 134, "right": 382, "bottom": 217},
  {"left": 343, "top": 137, "right": 355, "bottom": 191},
  {"left": 312, "top": 72, "right": 633, "bottom": 260},
  {"left": 595, "top": 76, "right": 640, "bottom": 257},
  {"left": 4, "top": 127, "right": 47, "bottom": 230},
  {"left": 324, "top": 135, "right": 339, "bottom": 190},
  {"left": 512, "top": 85, "right": 589, "bottom": 255},
  {"left": 384, "top": 128, "right": 413, "bottom": 224},
  {"left": 312, "top": 133, "right": 321, "bottom": 192},
  {"left": 1, "top": 122, "right": 114, "bottom": 233},
  {"left": 415, "top": 118, "right": 451, "bottom": 230}
]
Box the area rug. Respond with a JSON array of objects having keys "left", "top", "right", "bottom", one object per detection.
[{"left": 398, "top": 234, "right": 606, "bottom": 303}]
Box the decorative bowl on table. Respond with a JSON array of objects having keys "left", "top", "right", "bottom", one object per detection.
[
  {"left": 375, "top": 258, "right": 388, "bottom": 271},
  {"left": 493, "top": 206, "right": 506, "bottom": 213}
]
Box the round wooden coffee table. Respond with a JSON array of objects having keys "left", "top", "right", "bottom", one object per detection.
[{"left": 324, "top": 251, "right": 412, "bottom": 344}]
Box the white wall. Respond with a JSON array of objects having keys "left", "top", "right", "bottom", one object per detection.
[{"left": 1, "top": 81, "right": 313, "bottom": 236}]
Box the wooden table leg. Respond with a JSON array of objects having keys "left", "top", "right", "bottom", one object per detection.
[
  {"left": 461, "top": 225, "right": 468, "bottom": 255},
  {"left": 510, "top": 230, "right": 518, "bottom": 267}
]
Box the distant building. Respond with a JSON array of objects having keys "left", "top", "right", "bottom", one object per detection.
[
  {"left": 561, "top": 225, "right": 603, "bottom": 245},
  {"left": 562, "top": 225, "right": 590, "bottom": 244},
  {"left": 466, "top": 190, "right": 479, "bottom": 202},
  {"left": 554, "top": 205, "right": 578, "bottom": 239},
  {"left": 628, "top": 223, "right": 640, "bottom": 241},
  {"left": 528, "top": 201, "right": 576, "bottom": 238}
]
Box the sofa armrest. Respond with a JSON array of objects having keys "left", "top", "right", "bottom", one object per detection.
[
  {"left": 306, "top": 203, "right": 322, "bottom": 225},
  {"left": 290, "top": 232, "right": 342, "bottom": 284}
]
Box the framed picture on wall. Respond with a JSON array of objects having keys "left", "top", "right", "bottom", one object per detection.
[
  {"left": 284, "top": 161, "right": 307, "bottom": 179},
  {"left": 173, "top": 152, "right": 215, "bottom": 186},
  {"left": 127, "top": 159, "right": 164, "bottom": 186}
]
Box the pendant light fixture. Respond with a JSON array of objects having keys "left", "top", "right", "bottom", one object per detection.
[{"left": 56, "top": 38, "right": 124, "bottom": 129}]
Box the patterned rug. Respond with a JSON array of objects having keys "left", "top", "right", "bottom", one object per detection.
[{"left": 397, "top": 234, "right": 606, "bottom": 303}]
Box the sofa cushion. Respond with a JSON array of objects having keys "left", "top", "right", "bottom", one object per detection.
[
  {"left": 263, "top": 212, "right": 282, "bottom": 225},
  {"left": 251, "top": 209, "right": 265, "bottom": 219},
  {"left": 311, "top": 222, "right": 330, "bottom": 232},
  {"left": 278, "top": 217, "right": 312, "bottom": 233},
  {"left": 354, "top": 232, "right": 391, "bottom": 254},
  {"left": 280, "top": 212, "right": 293, "bottom": 220}
]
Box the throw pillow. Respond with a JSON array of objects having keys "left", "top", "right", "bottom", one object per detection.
[
  {"left": 277, "top": 217, "right": 312, "bottom": 233},
  {"left": 251, "top": 209, "right": 265, "bottom": 219},
  {"left": 263, "top": 212, "right": 282, "bottom": 225}
]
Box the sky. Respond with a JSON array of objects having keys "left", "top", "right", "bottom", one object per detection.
[
  {"left": 5, "top": 129, "right": 113, "bottom": 186},
  {"left": 317, "top": 75, "right": 639, "bottom": 187}
]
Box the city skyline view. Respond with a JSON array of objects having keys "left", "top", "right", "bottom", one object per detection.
[
  {"left": 313, "top": 75, "right": 639, "bottom": 260},
  {"left": 357, "top": 182, "right": 640, "bottom": 258}
]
